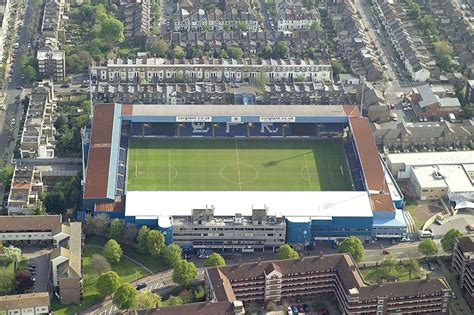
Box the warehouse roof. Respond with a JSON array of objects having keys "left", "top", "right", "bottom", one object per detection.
[{"left": 388, "top": 151, "right": 474, "bottom": 166}]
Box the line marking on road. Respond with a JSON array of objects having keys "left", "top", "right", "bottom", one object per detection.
[{"left": 234, "top": 138, "right": 242, "bottom": 190}]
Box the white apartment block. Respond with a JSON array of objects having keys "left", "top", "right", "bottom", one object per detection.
[
  {"left": 91, "top": 57, "right": 333, "bottom": 84},
  {"left": 0, "top": 0, "right": 12, "bottom": 61},
  {"left": 37, "top": 49, "right": 66, "bottom": 81}
]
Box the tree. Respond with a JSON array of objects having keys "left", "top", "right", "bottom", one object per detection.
[
  {"left": 403, "top": 258, "right": 420, "bottom": 280},
  {"left": 95, "top": 14, "right": 125, "bottom": 46},
  {"left": 338, "top": 237, "right": 364, "bottom": 263},
  {"left": 237, "top": 21, "right": 248, "bottom": 31},
  {"left": 272, "top": 41, "right": 289, "bottom": 59},
  {"left": 381, "top": 254, "right": 396, "bottom": 272},
  {"left": 134, "top": 291, "right": 161, "bottom": 309},
  {"left": 113, "top": 283, "right": 138, "bottom": 310},
  {"left": 103, "top": 239, "right": 123, "bottom": 263},
  {"left": 151, "top": 39, "right": 168, "bottom": 58},
  {"left": 261, "top": 44, "right": 273, "bottom": 59},
  {"left": 173, "top": 46, "right": 184, "bottom": 59},
  {"left": 0, "top": 165, "right": 14, "bottom": 187},
  {"left": 43, "top": 191, "right": 66, "bottom": 214},
  {"left": 90, "top": 254, "right": 111, "bottom": 274},
  {"left": 418, "top": 239, "right": 438, "bottom": 257},
  {"left": 310, "top": 21, "right": 322, "bottom": 32},
  {"left": 276, "top": 244, "right": 299, "bottom": 260},
  {"left": 433, "top": 41, "right": 453, "bottom": 57},
  {"left": 163, "top": 244, "right": 182, "bottom": 267},
  {"left": 172, "top": 260, "right": 197, "bottom": 287},
  {"left": 137, "top": 226, "right": 150, "bottom": 254},
  {"left": 3, "top": 246, "right": 22, "bottom": 263},
  {"left": 441, "top": 229, "right": 463, "bottom": 252},
  {"left": 438, "top": 54, "right": 452, "bottom": 72},
  {"left": 147, "top": 230, "right": 165, "bottom": 256},
  {"left": 227, "top": 47, "right": 244, "bottom": 59},
  {"left": 109, "top": 219, "right": 125, "bottom": 242},
  {"left": 122, "top": 223, "right": 138, "bottom": 248},
  {"left": 0, "top": 270, "right": 12, "bottom": 294},
  {"left": 204, "top": 253, "right": 226, "bottom": 267},
  {"left": 331, "top": 60, "right": 345, "bottom": 75},
  {"left": 14, "top": 271, "right": 33, "bottom": 293},
  {"left": 97, "top": 271, "right": 122, "bottom": 296},
  {"left": 256, "top": 71, "right": 268, "bottom": 93},
  {"left": 23, "top": 65, "right": 37, "bottom": 82},
  {"left": 91, "top": 214, "right": 111, "bottom": 237}
]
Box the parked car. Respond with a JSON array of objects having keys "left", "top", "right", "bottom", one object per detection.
[
  {"left": 287, "top": 306, "right": 293, "bottom": 315},
  {"left": 435, "top": 218, "right": 443, "bottom": 225},
  {"left": 303, "top": 304, "right": 310, "bottom": 313},
  {"left": 382, "top": 249, "right": 391, "bottom": 255},
  {"left": 291, "top": 305, "right": 298, "bottom": 314},
  {"left": 136, "top": 283, "right": 147, "bottom": 290}
]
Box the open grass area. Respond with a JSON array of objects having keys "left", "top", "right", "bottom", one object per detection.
[
  {"left": 0, "top": 261, "right": 15, "bottom": 295},
  {"left": 51, "top": 246, "right": 148, "bottom": 315},
  {"left": 406, "top": 203, "right": 424, "bottom": 230},
  {"left": 360, "top": 264, "right": 421, "bottom": 284},
  {"left": 127, "top": 138, "right": 352, "bottom": 191}
]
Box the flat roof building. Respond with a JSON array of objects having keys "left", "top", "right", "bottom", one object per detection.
[{"left": 452, "top": 236, "right": 474, "bottom": 307}]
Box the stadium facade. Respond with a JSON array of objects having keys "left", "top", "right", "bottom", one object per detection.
[{"left": 80, "top": 103, "right": 407, "bottom": 251}]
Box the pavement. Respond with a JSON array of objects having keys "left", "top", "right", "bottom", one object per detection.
[
  {"left": 429, "top": 212, "right": 474, "bottom": 238},
  {"left": 21, "top": 248, "right": 50, "bottom": 293}
]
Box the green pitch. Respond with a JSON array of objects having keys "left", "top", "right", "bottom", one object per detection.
[{"left": 126, "top": 138, "right": 353, "bottom": 191}]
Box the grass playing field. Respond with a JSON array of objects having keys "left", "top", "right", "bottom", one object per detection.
[{"left": 126, "top": 138, "right": 353, "bottom": 191}]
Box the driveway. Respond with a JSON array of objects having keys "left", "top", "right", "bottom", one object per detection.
[
  {"left": 429, "top": 212, "right": 474, "bottom": 238},
  {"left": 21, "top": 248, "right": 50, "bottom": 293}
]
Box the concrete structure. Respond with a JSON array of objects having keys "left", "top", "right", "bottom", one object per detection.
[
  {"left": 91, "top": 57, "right": 333, "bottom": 85},
  {"left": 37, "top": 49, "right": 66, "bottom": 81},
  {"left": 81, "top": 104, "right": 408, "bottom": 249},
  {"left": 20, "top": 82, "right": 56, "bottom": 159},
  {"left": 0, "top": 292, "right": 50, "bottom": 314},
  {"left": 452, "top": 236, "right": 474, "bottom": 307},
  {"left": 121, "top": 0, "right": 150, "bottom": 41},
  {"left": 7, "top": 165, "right": 43, "bottom": 214},
  {"left": 0, "top": 215, "right": 82, "bottom": 305},
  {"left": 0, "top": 0, "right": 12, "bottom": 61},
  {"left": 203, "top": 254, "right": 451, "bottom": 314},
  {"left": 467, "top": 80, "right": 474, "bottom": 104},
  {"left": 411, "top": 85, "right": 462, "bottom": 118}
]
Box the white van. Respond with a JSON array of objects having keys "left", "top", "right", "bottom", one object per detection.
[
  {"left": 390, "top": 112, "right": 398, "bottom": 121},
  {"left": 420, "top": 230, "right": 433, "bottom": 238},
  {"left": 448, "top": 113, "right": 456, "bottom": 122}
]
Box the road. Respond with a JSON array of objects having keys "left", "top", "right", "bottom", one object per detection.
[
  {"left": 81, "top": 269, "right": 205, "bottom": 314},
  {"left": 0, "top": 0, "right": 41, "bottom": 166},
  {"left": 258, "top": 0, "right": 272, "bottom": 30}
]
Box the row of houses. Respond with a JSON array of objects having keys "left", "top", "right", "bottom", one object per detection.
[
  {"left": 91, "top": 56, "right": 333, "bottom": 84},
  {"left": 0, "top": 0, "right": 13, "bottom": 61},
  {"left": 119, "top": 0, "right": 151, "bottom": 42},
  {"left": 274, "top": 0, "right": 320, "bottom": 31},
  {"left": 0, "top": 215, "right": 83, "bottom": 312},
  {"left": 36, "top": 0, "right": 66, "bottom": 81},
  {"left": 173, "top": 0, "right": 259, "bottom": 32},
  {"left": 152, "top": 29, "right": 327, "bottom": 58},
  {"left": 327, "top": 0, "right": 383, "bottom": 82},
  {"left": 372, "top": 120, "right": 474, "bottom": 150},
  {"left": 92, "top": 82, "right": 345, "bottom": 105},
  {"left": 372, "top": 0, "right": 430, "bottom": 82}
]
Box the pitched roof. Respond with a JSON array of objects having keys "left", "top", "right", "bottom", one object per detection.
[
  {"left": 0, "top": 292, "right": 50, "bottom": 310},
  {"left": 0, "top": 215, "right": 62, "bottom": 232}
]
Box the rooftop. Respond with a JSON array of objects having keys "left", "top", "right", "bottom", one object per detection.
[{"left": 388, "top": 151, "right": 474, "bottom": 167}]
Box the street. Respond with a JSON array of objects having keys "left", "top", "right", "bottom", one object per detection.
[{"left": 0, "top": 0, "right": 41, "bottom": 165}]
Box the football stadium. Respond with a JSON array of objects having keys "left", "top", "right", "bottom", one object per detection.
[{"left": 81, "top": 104, "right": 408, "bottom": 251}]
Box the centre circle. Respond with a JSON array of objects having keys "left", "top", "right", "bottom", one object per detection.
[{"left": 220, "top": 163, "right": 258, "bottom": 185}]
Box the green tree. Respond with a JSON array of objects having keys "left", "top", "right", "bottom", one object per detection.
[
  {"left": 204, "top": 253, "right": 226, "bottom": 267},
  {"left": 147, "top": 230, "right": 165, "bottom": 256},
  {"left": 96, "top": 271, "right": 122, "bottom": 296},
  {"left": 0, "top": 270, "right": 12, "bottom": 294},
  {"left": 331, "top": 60, "right": 345, "bottom": 75},
  {"left": 310, "top": 21, "right": 323, "bottom": 32},
  {"left": 433, "top": 41, "right": 453, "bottom": 57},
  {"left": 381, "top": 254, "right": 396, "bottom": 272},
  {"left": 94, "top": 14, "right": 125, "bottom": 45},
  {"left": 172, "top": 260, "right": 197, "bottom": 287},
  {"left": 163, "top": 244, "right": 182, "bottom": 267},
  {"left": 3, "top": 246, "right": 22, "bottom": 263},
  {"left": 403, "top": 258, "right": 420, "bottom": 280},
  {"left": 23, "top": 65, "right": 37, "bottom": 82},
  {"left": 227, "top": 47, "right": 244, "bottom": 59},
  {"left": 237, "top": 21, "right": 248, "bottom": 31},
  {"left": 338, "top": 237, "right": 364, "bottom": 263},
  {"left": 438, "top": 53, "right": 452, "bottom": 72},
  {"left": 134, "top": 291, "right": 161, "bottom": 309},
  {"left": 261, "top": 44, "right": 273, "bottom": 59},
  {"left": 43, "top": 191, "right": 66, "bottom": 214},
  {"left": 418, "top": 239, "right": 438, "bottom": 257},
  {"left": 276, "top": 244, "right": 299, "bottom": 260},
  {"left": 272, "top": 41, "right": 289, "bottom": 59},
  {"left": 441, "top": 229, "right": 463, "bottom": 252},
  {"left": 137, "top": 226, "right": 150, "bottom": 254},
  {"left": 109, "top": 219, "right": 124, "bottom": 242},
  {"left": 173, "top": 46, "right": 184, "bottom": 59},
  {"left": 113, "top": 283, "right": 138, "bottom": 310},
  {"left": 103, "top": 239, "right": 123, "bottom": 263},
  {"left": 0, "top": 165, "right": 14, "bottom": 187},
  {"left": 151, "top": 39, "right": 168, "bottom": 57}
]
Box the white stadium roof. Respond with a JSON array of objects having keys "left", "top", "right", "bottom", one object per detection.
[{"left": 125, "top": 191, "right": 373, "bottom": 219}]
